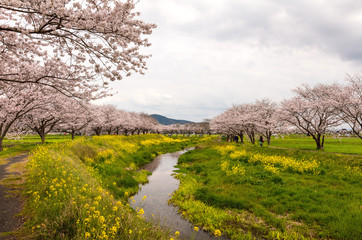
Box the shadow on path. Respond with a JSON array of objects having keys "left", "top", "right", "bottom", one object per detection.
[{"left": 0, "top": 154, "right": 28, "bottom": 239}]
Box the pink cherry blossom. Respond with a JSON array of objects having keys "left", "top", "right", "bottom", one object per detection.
[{"left": 0, "top": 0, "right": 156, "bottom": 99}]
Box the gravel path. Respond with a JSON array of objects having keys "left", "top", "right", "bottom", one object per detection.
[{"left": 0, "top": 154, "right": 28, "bottom": 239}]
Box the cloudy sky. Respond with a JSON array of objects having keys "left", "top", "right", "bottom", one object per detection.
[{"left": 96, "top": 0, "right": 362, "bottom": 122}]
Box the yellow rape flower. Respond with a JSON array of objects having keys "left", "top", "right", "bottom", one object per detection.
[{"left": 99, "top": 216, "right": 105, "bottom": 224}]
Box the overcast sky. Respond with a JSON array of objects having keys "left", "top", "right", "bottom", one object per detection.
[{"left": 96, "top": 0, "right": 362, "bottom": 122}]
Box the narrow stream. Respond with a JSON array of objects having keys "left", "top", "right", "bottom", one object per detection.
[{"left": 130, "top": 149, "right": 228, "bottom": 240}]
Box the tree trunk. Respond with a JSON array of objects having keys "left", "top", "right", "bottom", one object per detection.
[
  {"left": 321, "top": 135, "right": 325, "bottom": 150},
  {"left": 71, "top": 130, "right": 75, "bottom": 140},
  {"left": 316, "top": 141, "right": 322, "bottom": 150},
  {"left": 238, "top": 134, "right": 244, "bottom": 143},
  {"left": 247, "top": 132, "right": 255, "bottom": 144},
  {"left": 35, "top": 126, "right": 46, "bottom": 144},
  {"left": 267, "top": 131, "right": 272, "bottom": 145},
  {"left": 313, "top": 134, "right": 324, "bottom": 150},
  {"left": 0, "top": 137, "right": 3, "bottom": 152},
  {"left": 94, "top": 127, "right": 102, "bottom": 136}
]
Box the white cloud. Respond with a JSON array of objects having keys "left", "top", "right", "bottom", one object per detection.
[{"left": 96, "top": 0, "right": 362, "bottom": 122}]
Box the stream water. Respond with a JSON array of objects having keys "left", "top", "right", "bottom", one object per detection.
[{"left": 130, "top": 149, "right": 228, "bottom": 240}]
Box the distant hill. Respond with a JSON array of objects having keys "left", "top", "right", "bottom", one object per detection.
[{"left": 150, "top": 114, "right": 194, "bottom": 125}]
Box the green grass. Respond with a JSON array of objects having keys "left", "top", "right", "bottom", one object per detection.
[
  {"left": 171, "top": 141, "right": 362, "bottom": 240},
  {"left": 268, "top": 135, "right": 362, "bottom": 154},
  {"left": 1, "top": 134, "right": 76, "bottom": 162},
  {"left": 3, "top": 134, "right": 77, "bottom": 146}
]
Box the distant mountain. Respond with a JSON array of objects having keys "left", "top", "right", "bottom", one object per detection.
[{"left": 150, "top": 114, "right": 194, "bottom": 125}]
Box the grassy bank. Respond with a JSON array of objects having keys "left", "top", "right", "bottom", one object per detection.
[
  {"left": 171, "top": 140, "right": 362, "bottom": 240},
  {"left": 20, "top": 134, "right": 205, "bottom": 239}
]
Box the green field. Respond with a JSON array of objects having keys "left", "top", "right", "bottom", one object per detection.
[
  {"left": 171, "top": 140, "right": 362, "bottom": 239},
  {"left": 0, "top": 134, "right": 78, "bottom": 163},
  {"left": 268, "top": 135, "right": 362, "bottom": 154},
  {"left": 3, "top": 134, "right": 76, "bottom": 148}
]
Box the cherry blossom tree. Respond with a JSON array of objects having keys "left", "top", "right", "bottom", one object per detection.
[
  {"left": 111, "top": 109, "right": 128, "bottom": 135},
  {"left": 0, "top": 84, "right": 48, "bottom": 151},
  {"left": 230, "top": 104, "right": 258, "bottom": 144},
  {"left": 23, "top": 93, "right": 72, "bottom": 144},
  {"left": 343, "top": 74, "right": 362, "bottom": 138},
  {"left": 123, "top": 111, "right": 138, "bottom": 135},
  {"left": 160, "top": 124, "right": 181, "bottom": 135},
  {"left": 115, "top": 110, "right": 134, "bottom": 135},
  {"left": 252, "top": 99, "right": 280, "bottom": 145},
  {"left": 87, "top": 104, "right": 106, "bottom": 136},
  {"left": 0, "top": 51, "right": 106, "bottom": 100},
  {"left": 152, "top": 124, "right": 164, "bottom": 134},
  {"left": 325, "top": 74, "right": 362, "bottom": 139},
  {"left": 210, "top": 108, "right": 245, "bottom": 143},
  {"left": 101, "top": 105, "right": 119, "bottom": 135},
  {"left": 199, "top": 119, "right": 212, "bottom": 135},
  {"left": 138, "top": 113, "right": 159, "bottom": 134},
  {"left": 0, "top": 0, "right": 156, "bottom": 99},
  {"left": 279, "top": 84, "right": 342, "bottom": 150},
  {"left": 122, "top": 112, "right": 158, "bottom": 135},
  {"left": 59, "top": 102, "right": 92, "bottom": 140}
]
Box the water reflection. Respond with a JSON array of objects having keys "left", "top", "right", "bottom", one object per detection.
[{"left": 131, "top": 149, "right": 228, "bottom": 240}]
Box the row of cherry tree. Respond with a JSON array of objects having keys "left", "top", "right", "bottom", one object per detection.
[
  {"left": 0, "top": 81, "right": 213, "bottom": 151},
  {"left": 1, "top": 73, "right": 360, "bottom": 151},
  {"left": 0, "top": 86, "right": 164, "bottom": 151},
  {"left": 210, "top": 74, "right": 362, "bottom": 150},
  {"left": 0, "top": 1, "right": 156, "bottom": 152}
]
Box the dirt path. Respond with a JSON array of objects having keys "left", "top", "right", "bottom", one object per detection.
[{"left": 0, "top": 154, "right": 28, "bottom": 240}]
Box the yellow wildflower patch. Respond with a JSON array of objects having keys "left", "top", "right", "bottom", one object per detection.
[{"left": 216, "top": 145, "right": 320, "bottom": 175}]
